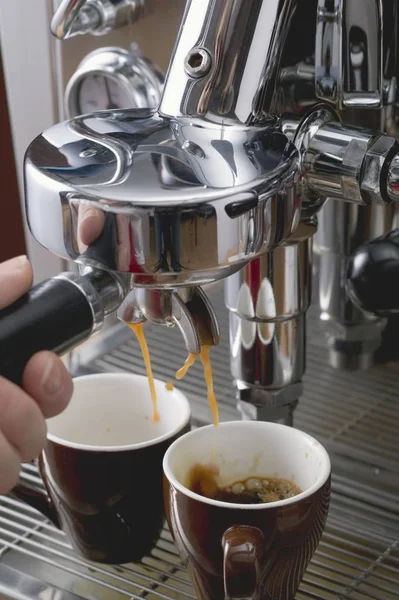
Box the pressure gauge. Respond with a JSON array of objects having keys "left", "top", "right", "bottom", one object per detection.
[{"left": 65, "top": 46, "right": 164, "bottom": 118}]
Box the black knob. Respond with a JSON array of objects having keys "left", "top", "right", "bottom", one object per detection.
[{"left": 346, "top": 229, "right": 399, "bottom": 317}]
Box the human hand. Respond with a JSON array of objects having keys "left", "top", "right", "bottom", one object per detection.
[{"left": 0, "top": 256, "right": 73, "bottom": 494}]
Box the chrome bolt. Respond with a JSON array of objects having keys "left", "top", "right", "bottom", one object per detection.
[{"left": 184, "top": 48, "right": 212, "bottom": 79}]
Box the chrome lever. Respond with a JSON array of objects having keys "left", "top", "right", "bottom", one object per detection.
[
  {"left": 315, "top": 0, "right": 342, "bottom": 105},
  {"left": 51, "top": 0, "right": 101, "bottom": 39},
  {"left": 51, "top": 0, "right": 149, "bottom": 40},
  {"left": 315, "top": 0, "right": 383, "bottom": 109}
]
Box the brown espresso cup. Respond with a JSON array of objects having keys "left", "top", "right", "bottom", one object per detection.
[
  {"left": 163, "top": 421, "right": 331, "bottom": 600},
  {"left": 13, "top": 373, "right": 191, "bottom": 564}
]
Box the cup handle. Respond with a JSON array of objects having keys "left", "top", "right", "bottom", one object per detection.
[
  {"left": 11, "top": 469, "right": 60, "bottom": 528},
  {"left": 222, "top": 525, "right": 264, "bottom": 600}
]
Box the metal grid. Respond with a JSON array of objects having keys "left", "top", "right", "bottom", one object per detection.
[
  {"left": 0, "top": 465, "right": 398, "bottom": 600},
  {"left": 0, "top": 283, "right": 398, "bottom": 599}
]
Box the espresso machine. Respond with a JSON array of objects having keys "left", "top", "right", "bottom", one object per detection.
[
  {"left": 1, "top": 0, "right": 399, "bottom": 425},
  {"left": 0, "top": 2, "right": 398, "bottom": 599}
]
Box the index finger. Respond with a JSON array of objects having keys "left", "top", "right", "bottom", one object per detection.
[{"left": 0, "top": 256, "right": 33, "bottom": 310}]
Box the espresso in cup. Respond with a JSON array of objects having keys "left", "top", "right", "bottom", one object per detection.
[
  {"left": 163, "top": 421, "right": 331, "bottom": 600},
  {"left": 188, "top": 464, "right": 302, "bottom": 504},
  {"left": 13, "top": 373, "right": 191, "bottom": 564}
]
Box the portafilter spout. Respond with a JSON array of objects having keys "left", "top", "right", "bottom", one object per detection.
[{"left": 117, "top": 286, "right": 220, "bottom": 354}]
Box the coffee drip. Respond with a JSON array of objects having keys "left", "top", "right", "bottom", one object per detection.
[
  {"left": 128, "top": 323, "right": 220, "bottom": 426},
  {"left": 128, "top": 323, "right": 160, "bottom": 423}
]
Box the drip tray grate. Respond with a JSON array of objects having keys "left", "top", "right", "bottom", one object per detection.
[
  {"left": 0, "top": 466, "right": 398, "bottom": 600},
  {"left": 1, "top": 284, "right": 398, "bottom": 598}
]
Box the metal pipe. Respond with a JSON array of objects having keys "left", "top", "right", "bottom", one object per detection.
[
  {"left": 316, "top": 200, "right": 391, "bottom": 369},
  {"left": 225, "top": 224, "right": 314, "bottom": 425},
  {"left": 51, "top": 0, "right": 158, "bottom": 40},
  {"left": 159, "top": 0, "right": 298, "bottom": 125}
]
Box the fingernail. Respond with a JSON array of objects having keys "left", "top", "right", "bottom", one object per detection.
[
  {"left": 0, "top": 255, "right": 29, "bottom": 273},
  {"left": 41, "top": 357, "right": 63, "bottom": 395}
]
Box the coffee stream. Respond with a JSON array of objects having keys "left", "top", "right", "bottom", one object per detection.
[
  {"left": 128, "top": 323, "right": 160, "bottom": 423},
  {"left": 175, "top": 352, "right": 197, "bottom": 380},
  {"left": 126, "top": 324, "right": 301, "bottom": 507},
  {"left": 127, "top": 325, "right": 220, "bottom": 426},
  {"left": 176, "top": 348, "right": 219, "bottom": 426}
]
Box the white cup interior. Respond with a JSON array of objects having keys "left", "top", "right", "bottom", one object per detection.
[
  {"left": 163, "top": 421, "right": 331, "bottom": 508},
  {"left": 46, "top": 373, "right": 191, "bottom": 451}
]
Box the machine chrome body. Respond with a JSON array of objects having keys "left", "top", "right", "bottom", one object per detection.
[
  {"left": 117, "top": 286, "right": 220, "bottom": 354},
  {"left": 159, "top": 0, "right": 297, "bottom": 125},
  {"left": 51, "top": 0, "right": 155, "bottom": 39},
  {"left": 23, "top": 0, "right": 399, "bottom": 417},
  {"left": 317, "top": 200, "right": 392, "bottom": 369},
  {"left": 225, "top": 223, "right": 314, "bottom": 424},
  {"left": 58, "top": 268, "right": 128, "bottom": 333},
  {"left": 312, "top": 0, "right": 399, "bottom": 368},
  {"left": 24, "top": 110, "right": 299, "bottom": 288}
]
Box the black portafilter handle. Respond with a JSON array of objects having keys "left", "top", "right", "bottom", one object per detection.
[
  {"left": 0, "top": 269, "right": 125, "bottom": 386},
  {"left": 346, "top": 229, "right": 399, "bottom": 318}
]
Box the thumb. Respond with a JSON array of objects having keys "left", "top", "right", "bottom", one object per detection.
[{"left": 0, "top": 256, "right": 33, "bottom": 310}]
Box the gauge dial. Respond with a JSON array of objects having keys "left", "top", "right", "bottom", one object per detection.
[
  {"left": 77, "top": 72, "right": 134, "bottom": 113},
  {"left": 65, "top": 47, "right": 164, "bottom": 118}
]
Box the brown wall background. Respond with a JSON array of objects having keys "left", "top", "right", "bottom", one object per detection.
[{"left": 0, "top": 50, "right": 26, "bottom": 262}]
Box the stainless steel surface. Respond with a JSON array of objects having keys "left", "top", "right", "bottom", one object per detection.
[
  {"left": 225, "top": 236, "right": 313, "bottom": 323},
  {"left": 229, "top": 310, "right": 306, "bottom": 387},
  {"left": 24, "top": 110, "right": 300, "bottom": 287},
  {"left": 302, "top": 0, "right": 399, "bottom": 371},
  {"left": 314, "top": 106, "right": 399, "bottom": 370},
  {"left": 225, "top": 233, "right": 313, "bottom": 425},
  {"left": 56, "top": 268, "right": 128, "bottom": 334},
  {"left": 316, "top": 201, "right": 393, "bottom": 369},
  {"left": 51, "top": 0, "right": 152, "bottom": 40},
  {"left": 292, "top": 107, "right": 399, "bottom": 206},
  {"left": 0, "top": 286, "right": 398, "bottom": 599},
  {"left": 52, "top": 0, "right": 101, "bottom": 39},
  {"left": 26, "top": 0, "right": 399, "bottom": 413},
  {"left": 64, "top": 46, "right": 164, "bottom": 117},
  {"left": 315, "top": 0, "right": 384, "bottom": 108},
  {"left": 159, "top": 0, "right": 296, "bottom": 125},
  {"left": 117, "top": 286, "right": 220, "bottom": 354}
]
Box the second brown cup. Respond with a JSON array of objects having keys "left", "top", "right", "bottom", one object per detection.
[{"left": 163, "top": 421, "right": 331, "bottom": 600}]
